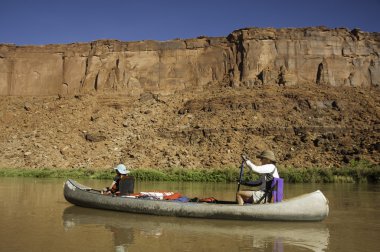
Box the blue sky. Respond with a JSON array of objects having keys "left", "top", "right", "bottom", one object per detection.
[{"left": 1, "top": 0, "right": 379, "bottom": 45}]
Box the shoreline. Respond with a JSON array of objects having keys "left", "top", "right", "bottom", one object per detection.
[{"left": 1, "top": 161, "right": 378, "bottom": 183}]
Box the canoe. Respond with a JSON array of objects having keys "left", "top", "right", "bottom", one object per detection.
[{"left": 63, "top": 179, "right": 329, "bottom": 221}]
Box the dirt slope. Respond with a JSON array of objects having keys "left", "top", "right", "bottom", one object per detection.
[{"left": 0, "top": 82, "right": 379, "bottom": 170}]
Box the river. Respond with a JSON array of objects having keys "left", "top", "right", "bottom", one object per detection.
[{"left": 0, "top": 177, "right": 379, "bottom": 251}]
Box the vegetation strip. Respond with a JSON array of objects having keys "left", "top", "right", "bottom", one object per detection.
[{"left": 0, "top": 161, "right": 378, "bottom": 183}]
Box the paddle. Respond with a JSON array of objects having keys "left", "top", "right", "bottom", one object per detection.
[
  {"left": 237, "top": 156, "right": 246, "bottom": 192},
  {"left": 83, "top": 188, "right": 102, "bottom": 193}
]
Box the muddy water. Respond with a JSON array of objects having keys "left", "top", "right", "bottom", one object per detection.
[{"left": 0, "top": 177, "right": 379, "bottom": 252}]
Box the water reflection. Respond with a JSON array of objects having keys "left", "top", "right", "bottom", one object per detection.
[{"left": 63, "top": 206, "right": 329, "bottom": 252}]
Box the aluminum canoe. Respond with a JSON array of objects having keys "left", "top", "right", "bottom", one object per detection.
[{"left": 64, "top": 179, "right": 329, "bottom": 221}]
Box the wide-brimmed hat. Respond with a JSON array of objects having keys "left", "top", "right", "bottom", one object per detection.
[
  {"left": 114, "top": 164, "right": 130, "bottom": 175},
  {"left": 256, "top": 150, "right": 276, "bottom": 162}
]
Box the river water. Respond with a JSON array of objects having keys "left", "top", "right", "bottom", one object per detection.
[{"left": 0, "top": 177, "right": 379, "bottom": 252}]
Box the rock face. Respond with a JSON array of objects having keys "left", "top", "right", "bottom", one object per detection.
[
  {"left": 1, "top": 27, "right": 379, "bottom": 96},
  {"left": 228, "top": 27, "right": 380, "bottom": 88},
  {"left": 0, "top": 27, "right": 379, "bottom": 170}
]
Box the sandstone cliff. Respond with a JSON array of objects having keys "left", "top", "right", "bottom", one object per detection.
[
  {"left": 0, "top": 27, "right": 379, "bottom": 170},
  {"left": 1, "top": 27, "right": 379, "bottom": 96}
]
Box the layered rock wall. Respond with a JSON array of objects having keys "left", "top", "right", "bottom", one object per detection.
[
  {"left": 228, "top": 27, "right": 380, "bottom": 87},
  {"left": 0, "top": 27, "right": 379, "bottom": 96}
]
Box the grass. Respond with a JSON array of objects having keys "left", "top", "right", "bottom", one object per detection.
[
  {"left": 0, "top": 160, "right": 379, "bottom": 183},
  {"left": 280, "top": 160, "right": 380, "bottom": 183},
  {"left": 132, "top": 167, "right": 237, "bottom": 182},
  {"left": 0, "top": 167, "right": 112, "bottom": 180}
]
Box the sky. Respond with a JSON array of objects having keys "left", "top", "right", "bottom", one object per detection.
[{"left": 1, "top": 0, "right": 379, "bottom": 45}]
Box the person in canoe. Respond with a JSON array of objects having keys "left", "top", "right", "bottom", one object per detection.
[
  {"left": 102, "top": 164, "right": 134, "bottom": 195},
  {"left": 236, "top": 150, "right": 280, "bottom": 205}
]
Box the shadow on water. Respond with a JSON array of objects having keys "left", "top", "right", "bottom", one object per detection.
[{"left": 62, "top": 206, "right": 330, "bottom": 252}]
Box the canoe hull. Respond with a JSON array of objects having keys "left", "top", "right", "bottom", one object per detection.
[{"left": 64, "top": 179, "right": 329, "bottom": 221}]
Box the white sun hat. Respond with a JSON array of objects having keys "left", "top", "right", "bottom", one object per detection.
[{"left": 114, "top": 164, "right": 130, "bottom": 175}]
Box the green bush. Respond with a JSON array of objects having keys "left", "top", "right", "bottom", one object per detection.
[{"left": 0, "top": 160, "right": 378, "bottom": 183}]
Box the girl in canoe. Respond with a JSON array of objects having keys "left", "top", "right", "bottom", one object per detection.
[{"left": 236, "top": 150, "right": 280, "bottom": 205}]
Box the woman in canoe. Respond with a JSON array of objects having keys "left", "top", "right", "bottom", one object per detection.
[
  {"left": 102, "top": 164, "right": 134, "bottom": 195},
  {"left": 236, "top": 150, "right": 280, "bottom": 205}
]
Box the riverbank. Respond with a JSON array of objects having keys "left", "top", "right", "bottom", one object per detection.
[
  {"left": 0, "top": 160, "right": 378, "bottom": 183},
  {"left": 1, "top": 84, "right": 379, "bottom": 172}
]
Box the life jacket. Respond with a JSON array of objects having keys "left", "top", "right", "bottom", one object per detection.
[
  {"left": 260, "top": 169, "right": 276, "bottom": 191},
  {"left": 163, "top": 192, "right": 182, "bottom": 200},
  {"left": 118, "top": 176, "right": 135, "bottom": 196}
]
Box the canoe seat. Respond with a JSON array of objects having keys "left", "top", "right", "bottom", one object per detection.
[
  {"left": 256, "top": 178, "right": 284, "bottom": 204},
  {"left": 118, "top": 176, "right": 135, "bottom": 196},
  {"left": 271, "top": 178, "right": 284, "bottom": 203}
]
